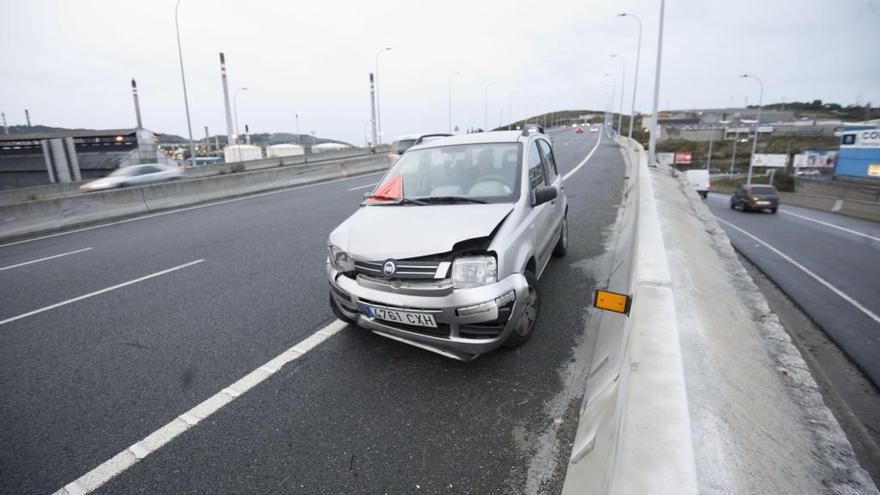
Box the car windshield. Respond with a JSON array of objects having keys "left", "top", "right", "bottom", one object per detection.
[
  {"left": 108, "top": 167, "right": 139, "bottom": 177},
  {"left": 367, "top": 142, "right": 520, "bottom": 205},
  {"left": 750, "top": 185, "right": 776, "bottom": 194}
]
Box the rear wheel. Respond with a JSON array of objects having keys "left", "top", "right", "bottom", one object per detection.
[
  {"left": 503, "top": 271, "right": 539, "bottom": 349},
  {"left": 552, "top": 215, "right": 568, "bottom": 258}
]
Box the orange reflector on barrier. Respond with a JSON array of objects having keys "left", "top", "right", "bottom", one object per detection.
[{"left": 593, "top": 290, "right": 632, "bottom": 316}]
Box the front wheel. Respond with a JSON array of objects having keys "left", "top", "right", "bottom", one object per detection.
[
  {"left": 329, "top": 292, "right": 356, "bottom": 325},
  {"left": 503, "top": 271, "right": 539, "bottom": 349},
  {"left": 552, "top": 215, "right": 568, "bottom": 258}
]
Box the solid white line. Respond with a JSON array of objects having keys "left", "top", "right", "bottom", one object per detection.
[
  {"left": 53, "top": 319, "right": 347, "bottom": 495},
  {"left": 347, "top": 182, "right": 377, "bottom": 192},
  {"left": 778, "top": 209, "right": 880, "bottom": 243},
  {"left": 563, "top": 129, "right": 603, "bottom": 181},
  {"left": 0, "top": 247, "right": 93, "bottom": 272},
  {"left": 0, "top": 259, "right": 204, "bottom": 326},
  {"left": 716, "top": 217, "right": 880, "bottom": 324},
  {"left": 0, "top": 171, "right": 386, "bottom": 249}
]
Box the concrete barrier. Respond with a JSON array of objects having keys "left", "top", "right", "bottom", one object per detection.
[
  {"left": 0, "top": 156, "right": 390, "bottom": 242},
  {"left": 562, "top": 136, "right": 697, "bottom": 494},
  {"left": 0, "top": 181, "right": 86, "bottom": 207}
]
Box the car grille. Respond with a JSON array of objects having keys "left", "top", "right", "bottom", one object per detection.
[{"left": 354, "top": 259, "right": 448, "bottom": 280}]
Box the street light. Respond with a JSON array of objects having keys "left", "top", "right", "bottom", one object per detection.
[
  {"left": 484, "top": 82, "right": 496, "bottom": 132},
  {"left": 375, "top": 47, "right": 392, "bottom": 144},
  {"left": 740, "top": 73, "right": 764, "bottom": 185},
  {"left": 618, "top": 12, "right": 642, "bottom": 140},
  {"left": 295, "top": 111, "right": 303, "bottom": 145},
  {"left": 448, "top": 71, "right": 461, "bottom": 133},
  {"left": 648, "top": 0, "right": 665, "bottom": 168},
  {"left": 233, "top": 87, "right": 249, "bottom": 144},
  {"left": 174, "top": 0, "right": 196, "bottom": 164},
  {"left": 610, "top": 53, "right": 627, "bottom": 134}
]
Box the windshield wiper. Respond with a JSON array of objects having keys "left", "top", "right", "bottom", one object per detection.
[
  {"left": 415, "top": 196, "right": 487, "bottom": 204},
  {"left": 363, "top": 194, "right": 427, "bottom": 205}
]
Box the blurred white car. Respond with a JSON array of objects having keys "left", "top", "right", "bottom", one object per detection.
[{"left": 80, "top": 164, "right": 184, "bottom": 191}]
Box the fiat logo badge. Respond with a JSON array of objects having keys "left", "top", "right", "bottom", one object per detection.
[{"left": 382, "top": 260, "right": 396, "bottom": 277}]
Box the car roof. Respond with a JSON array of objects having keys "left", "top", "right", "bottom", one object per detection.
[{"left": 406, "top": 131, "right": 529, "bottom": 152}]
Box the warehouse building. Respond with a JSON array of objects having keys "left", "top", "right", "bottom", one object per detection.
[{"left": 835, "top": 126, "right": 880, "bottom": 179}]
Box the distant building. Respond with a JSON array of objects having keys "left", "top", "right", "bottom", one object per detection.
[
  {"left": 835, "top": 126, "right": 880, "bottom": 179},
  {"left": 650, "top": 107, "right": 842, "bottom": 142},
  {"left": 0, "top": 128, "right": 174, "bottom": 190}
]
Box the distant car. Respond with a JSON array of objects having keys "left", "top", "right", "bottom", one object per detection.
[
  {"left": 796, "top": 169, "right": 821, "bottom": 177},
  {"left": 685, "top": 169, "right": 710, "bottom": 199},
  {"left": 730, "top": 184, "right": 779, "bottom": 213},
  {"left": 80, "top": 163, "right": 183, "bottom": 191},
  {"left": 575, "top": 127, "right": 584, "bottom": 134},
  {"left": 387, "top": 133, "right": 452, "bottom": 162},
  {"left": 589, "top": 126, "right": 599, "bottom": 133}
]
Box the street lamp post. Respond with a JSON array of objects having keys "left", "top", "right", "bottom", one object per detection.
[
  {"left": 740, "top": 74, "right": 764, "bottom": 185},
  {"left": 610, "top": 53, "right": 627, "bottom": 134},
  {"left": 174, "top": 0, "right": 196, "bottom": 164},
  {"left": 233, "top": 87, "right": 249, "bottom": 144},
  {"left": 484, "top": 82, "right": 496, "bottom": 132},
  {"left": 618, "top": 13, "right": 642, "bottom": 140},
  {"left": 448, "top": 71, "right": 461, "bottom": 133},
  {"left": 648, "top": 0, "right": 665, "bottom": 167},
  {"left": 374, "top": 47, "right": 392, "bottom": 144},
  {"left": 295, "top": 111, "right": 302, "bottom": 145}
]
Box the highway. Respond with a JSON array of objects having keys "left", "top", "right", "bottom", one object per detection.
[
  {"left": 0, "top": 128, "right": 625, "bottom": 494},
  {"left": 705, "top": 194, "right": 880, "bottom": 387}
]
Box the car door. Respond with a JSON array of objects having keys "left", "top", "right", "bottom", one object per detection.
[
  {"left": 526, "top": 139, "right": 554, "bottom": 273},
  {"left": 537, "top": 138, "right": 564, "bottom": 241}
]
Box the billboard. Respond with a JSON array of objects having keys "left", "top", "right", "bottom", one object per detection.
[
  {"left": 674, "top": 151, "right": 693, "bottom": 165},
  {"left": 657, "top": 153, "right": 675, "bottom": 167},
  {"left": 841, "top": 127, "right": 880, "bottom": 148},
  {"left": 793, "top": 150, "right": 836, "bottom": 168},
  {"left": 751, "top": 153, "right": 788, "bottom": 168}
]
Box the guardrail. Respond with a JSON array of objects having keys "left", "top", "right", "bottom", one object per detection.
[
  {"left": 562, "top": 136, "right": 697, "bottom": 494},
  {"left": 0, "top": 154, "right": 390, "bottom": 242}
]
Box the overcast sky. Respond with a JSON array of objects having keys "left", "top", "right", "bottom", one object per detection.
[{"left": 1, "top": 0, "right": 878, "bottom": 145}]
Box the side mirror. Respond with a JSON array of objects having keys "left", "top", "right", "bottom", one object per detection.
[{"left": 533, "top": 185, "right": 557, "bottom": 206}]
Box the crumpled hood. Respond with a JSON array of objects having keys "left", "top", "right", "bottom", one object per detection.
[{"left": 329, "top": 203, "right": 513, "bottom": 260}]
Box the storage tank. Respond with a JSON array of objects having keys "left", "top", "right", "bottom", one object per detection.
[
  {"left": 312, "top": 143, "right": 350, "bottom": 153},
  {"left": 224, "top": 144, "right": 262, "bottom": 163},
  {"left": 267, "top": 143, "right": 305, "bottom": 158}
]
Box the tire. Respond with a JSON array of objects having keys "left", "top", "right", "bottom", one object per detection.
[
  {"left": 329, "top": 291, "right": 356, "bottom": 325},
  {"left": 552, "top": 215, "right": 568, "bottom": 258},
  {"left": 729, "top": 201, "right": 735, "bottom": 210},
  {"left": 503, "top": 271, "right": 539, "bottom": 349},
  {"left": 770, "top": 207, "right": 778, "bottom": 214},
  {"left": 699, "top": 191, "right": 708, "bottom": 199}
]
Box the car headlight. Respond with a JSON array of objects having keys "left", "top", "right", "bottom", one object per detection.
[
  {"left": 452, "top": 255, "right": 497, "bottom": 289},
  {"left": 328, "top": 245, "right": 355, "bottom": 273}
]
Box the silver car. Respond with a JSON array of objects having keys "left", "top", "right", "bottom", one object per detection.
[
  {"left": 80, "top": 163, "right": 183, "bottom": 191},
  {"left": 327, "top": 126, "right": 568, "bottom": 360}
]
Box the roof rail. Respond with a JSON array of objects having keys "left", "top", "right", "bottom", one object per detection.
[{"left": 521, "top": 124, "right": 545, "bottom": 136}]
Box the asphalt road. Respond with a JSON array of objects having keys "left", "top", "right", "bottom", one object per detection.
[
  {"left": 0, "top": 127, "right": 625, "bottom": 494},
  {"left": 705, "top": 194, "right": 880, "bottom": 387}
]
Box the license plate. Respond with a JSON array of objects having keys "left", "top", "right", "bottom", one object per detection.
[
  {"left": 363, "top": 305, "right": 437, "bottom": 328},
  {"left": 755, "top": 200, "right": 770, "bottom": 205}
]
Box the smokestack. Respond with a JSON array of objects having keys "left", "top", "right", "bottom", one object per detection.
[
  {"left": 131, "top": 78, "right": 143, "bottom": 129},
  {"left": 1, "top": 112, "right": 7, "bottom": 134},
  {"left": 25, "top": 109, "right": 31, "bottom": 127},
  {"left": 220, "top": 53, "right": 235, "bottom": 146},
  {"left": 369, "top": 73, "right": 378, "bottom": 150}
]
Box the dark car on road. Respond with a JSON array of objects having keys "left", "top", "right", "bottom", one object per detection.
[{"left": 730, "top": 184, "right": 780, "bottom": 213}]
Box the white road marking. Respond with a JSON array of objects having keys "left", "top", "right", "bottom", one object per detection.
[
  {"left": 347, "top": 182, "right": 377, "bottom": 192},
  {"left": 716, "top": 217, "right": 880, "bottom": 324},
  {"left": 709, "top": 193, "right": 880, "bottom": 242},
  {"left": 53, "top": 319, "right": 347, "bottom": 495},
  {"left": 563, "top": 130, "right": 603, "bottom": 181},
  {"left": 0, "top": 171, "right": 386, "bottom": 249},
  {"left": 0, "top": 259, "right": 204, "bottom": 326},
  {"left": 778, "top": 209, "right": 880, "bottom": 243},
  {"left": 0, "top": 247, "right": 93, "bottom": 272}
]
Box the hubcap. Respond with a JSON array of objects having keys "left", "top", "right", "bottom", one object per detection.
[{"left": 517, "top": 285, "right": 538, "bottom": 336}]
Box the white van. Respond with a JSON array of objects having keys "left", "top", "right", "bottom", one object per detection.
[{"left": 685, "top": 169, "right": 710, "bottom": 199}]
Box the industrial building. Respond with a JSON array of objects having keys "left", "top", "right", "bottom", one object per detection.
[
  {"left": 835, "top": 126, "right": 880, "bottom": 179},
  {"left": 0, "top": 128, "right": 175, "bottom": 190}
]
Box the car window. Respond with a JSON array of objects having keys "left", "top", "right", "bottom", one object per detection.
[
  {"left": 109, "top": 167, "right": 138, "bottom": 177},
  {"left": 527, "top": 141, "right": 546, "bottom": 190},
  {"left": 537, "top": 139, "right": 557, "bottom": 183},
  {"left": 369, "top": 142, "right": 521, "bottom": 203},
  {"left": 750, "top": 185, "right": 776, "bottom": 195},
  {"left": 139, "top": 166, "right": 161, "bottom": 174}
]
